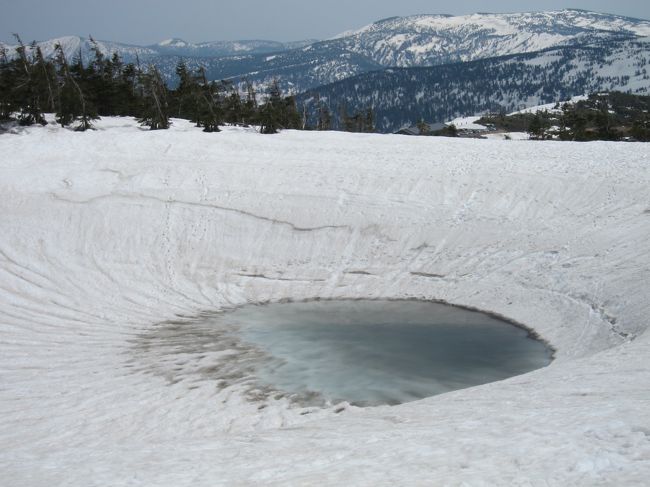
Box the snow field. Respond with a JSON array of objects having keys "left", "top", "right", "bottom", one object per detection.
[{"left": 1, "top": 117, "right": 649, "bottom": 485}]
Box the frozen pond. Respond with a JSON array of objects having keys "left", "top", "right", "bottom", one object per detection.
[
  {"left": 140, "top": 300, "right": 553, "bottom": 408},
  {"left": 231, "top": 300, "right": 552, "bottom": 406}
]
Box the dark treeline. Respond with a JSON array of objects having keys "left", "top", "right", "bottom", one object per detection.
[
  {"left": 0, "top": 35, "right": 311, "bottom": 134},
  {"left": 477, "top": 92, "right": 650, "bottom": 142}
]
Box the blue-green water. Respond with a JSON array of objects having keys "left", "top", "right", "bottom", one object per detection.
[{"left": 216, "top": 300, "right": 553, "bottom": 407}]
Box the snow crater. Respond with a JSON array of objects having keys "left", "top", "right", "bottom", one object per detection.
[{"left": 1, "top": 117, "right": 649, "bottom": 485}]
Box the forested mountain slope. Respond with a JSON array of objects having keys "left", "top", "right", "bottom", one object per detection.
[{"left": 297, "top": 38, "right": 650, "bottom": 132}]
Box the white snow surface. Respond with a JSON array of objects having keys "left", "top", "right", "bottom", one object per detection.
[
  {"left": 446, "top": 116, "right": 488, "bottom": 130},
  {"left": 510, "top": 95, "right": 590, "bottom": 115},
  {"left": 1, "top": 117, "right": 650, "bottom": 486},
  {"left": 158, "top": 38, "right": 188, "bottom": 47}
]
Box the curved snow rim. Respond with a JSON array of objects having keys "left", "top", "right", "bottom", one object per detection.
[{"left": 1, "top": 118, "right": 649, "bottom": 484}]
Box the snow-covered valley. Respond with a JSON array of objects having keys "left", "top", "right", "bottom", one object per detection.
[{"left": 1, "top": 118, "right": 649, "bottom": 485}]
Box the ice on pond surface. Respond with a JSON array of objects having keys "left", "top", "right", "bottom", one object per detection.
[
  {"left": 230, "top": 300, "right": 553, "bottom": 406},
  {"left": 140, "top": 300, "right": 553, "bottom": 408}
]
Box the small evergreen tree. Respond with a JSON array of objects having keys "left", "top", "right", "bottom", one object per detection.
[
  {"left": 315, "top": 95, "right": 331, "bottom": 131},
  {"left": 364, "top": 107, "right": 375, "bottom": 133},
  {"left": 138, "top": 65, "right": 170, "bottom": 130},
  {"left": 340, "top": 104, "right": 375, "bottom": 133},
  {"left": 416, "top": 119, "right": 430, "bottom": 135},
  {"left": 0, "top": 45, "right": 15, "bottom": 120},
  {"left": 117, "top": 62, "right": 140, "bottom": 116},
  {"left": 528, "top": 112, "right": 550, "bottom": 140},
  {"left": 595, "top": 97, "right": 616, "bottom": 140},
  {"left": 259, "top": 79, "right": 283, "bottom": 134},
  {"left": 631, "top": 115, "right": 650, "bottom": 141},
  {"left": 194, "top": 67, "right": 222, "bottom": 132},
  {"left": 12, "top": 35, "right": 47, "bottom": 126},
  {"left": 33, "top": 46, "right": 57, "bottom": 113},
  {"left": 53, "top": 43, "right": 98, "bottom": 131},
  {"left": 173, "top": 60, "right": 197, "bottom": 119},
  {"left": 319, "top": 104, "right": 331, "bottom": 131},
  {"left": 279, "top": 94, "right": 302, "bottom": 130},
  {"left": 222, "top": 82, "right": 243, "bottom": 125},
  {"left": 259, "top": 102, "right": 279, "bottom": 134},
  {"left": 241, "top": 79, "right": 258, "bottom": 126}
]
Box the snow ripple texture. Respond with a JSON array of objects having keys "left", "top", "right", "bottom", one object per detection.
[{"left": 1, "top": 118, "right": 649, "bottom": 485}]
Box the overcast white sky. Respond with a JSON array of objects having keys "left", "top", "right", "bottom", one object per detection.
[{"left": 2, "top": 0, "right": 649, "bottom": 45}]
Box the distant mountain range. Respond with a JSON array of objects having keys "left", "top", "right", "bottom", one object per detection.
[
  {"left": 3, "top": 9, "right": 649, "bottom": 86},
  {"left": 0, "top": 35, "right": 158, "bottom": 63},
  {"left": 297, "top": 37, "right": 650, "bottom": 132},
  {"left": 0, "top": 35, "right": 316, "bottom": 63},
  {"left": 3, "top": 9, "right": 650, "bottom": 131},
  {"left": 214, "top": 9, "right": 650, "bottom": 93},
  {"left": 149, "top": 38, "right": 317, "bottom": 57},
  {"left": 328, "top": 9, "right": 650, "bottom": 66}
]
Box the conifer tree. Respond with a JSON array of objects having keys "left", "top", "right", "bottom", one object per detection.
[
  {"left": 137, "top": 65, "right": 170, "bottom": 130},
  {"left": 221, "top": 81, "right": 243, "bottom": 125},
  {"left": 280, "top": 94, "right": 302, "bottom": 130},
  {"left": 53, "top": 43, "right": 98, "bottom": 130},
  {"left": 0, "top": 45, "right": 14, "bottom": 120},
  {"left": 109, "top": 52, "right": 122, "bottom": 79},
  {"left": 241, "top": 79, "right": 258, "bottom": 126},
  {"left": 259, "top": 79, "right": 283, "bottom": 134},
  {"left": 258, "top": 101, "right": 278, "bottom": 134},
  {"left": 595, "top": 97, "right": 615, "bottom": 140},
  {"left": 12, "top": 35, "right": 46, "bottom": 126},
  {"left": 339, "top": 103, "right": 375, "bottom": 133},
  {"left": 631, "top": 115, "right": 650, "bottom": 141},
  {"left": 340, "top": 104, "right": 358, "bottom": 132},
  {"left": 193, "top": 67, "right": 222, "bottom": 132},
  {"left": 316, "top": 95, "right": 331, "bottom": 131},
  {"left": 173, "top": 60, "right": 196, "bottom": 119},
  {"left": 104, "top": 52, "right": 133, "bottom": 116},
  {"left": 364, "top": 107, "right": 375, "bottom": 133},
  {"left": 528, "top": 112, "right": 550, "bottom": 140},
  {"left": 118, "top": 62, "right": 140, "bottom": 115},
  {"left": 416, "top": 119, "right": 430, "bottom": 135},
  {"left": 87, "top": 37, "right": 114, "bottom": 115},
  {"left": 33, "top": 46, "right": 57, "bottom": 113},
  {"left": 258, "top": 79, "right": 301, "bottom": 134}
]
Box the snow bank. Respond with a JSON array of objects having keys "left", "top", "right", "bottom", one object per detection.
[
  {"left": 1, "top": 117, "right": 649, "bottom": 485},
  {"left": 446, "top": 115, "right": 488, "bottom": 130},
  {"left": 510, "top": 95, "right": 589, "bottom": 115}
]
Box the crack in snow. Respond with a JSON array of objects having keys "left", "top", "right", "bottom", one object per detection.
[
  {"left": 410, "top": 271, "right": 447, "bottom": 279},
  {"left": 50, "top": 192, "right": 351, "bottom": 233},
  {"left": 235, "top": 273, "right": 327, "bottom": 282}
]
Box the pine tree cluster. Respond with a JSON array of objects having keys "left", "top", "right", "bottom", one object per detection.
[
  {"left": 0, "top": 36, "right": 307, "bottom": 134},
  {"left": 477, "top": 92, "right": 650, "bottom": 142},
  {"left": 340, "top": 105, "right": 375, "bottom": 133}
]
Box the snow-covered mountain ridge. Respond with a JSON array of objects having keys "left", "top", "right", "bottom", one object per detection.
[
  {"left": 175, "top": 9, "right": 650, "bottom": 92},
  {"left": 298, "top": 37, "right": 650, "bottom": 132},
  {"left": 0, "top": 35, "right": 158, "bottom": 63},
  {"left": 2, "top": 9, "right": 649, "bottom": 90},
  {"left": 0, "top": 35, "right": 316, "bottom": 62},
  {"left": 149, "top": 38, "right": 317, "bottom": 57},
  {"left": 325, "top": 9, "right": 650, "bottom": 67}
]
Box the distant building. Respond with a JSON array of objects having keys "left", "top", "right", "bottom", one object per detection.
[{"left": 395, "top": 123, "right": 446, "bottom": 135}]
